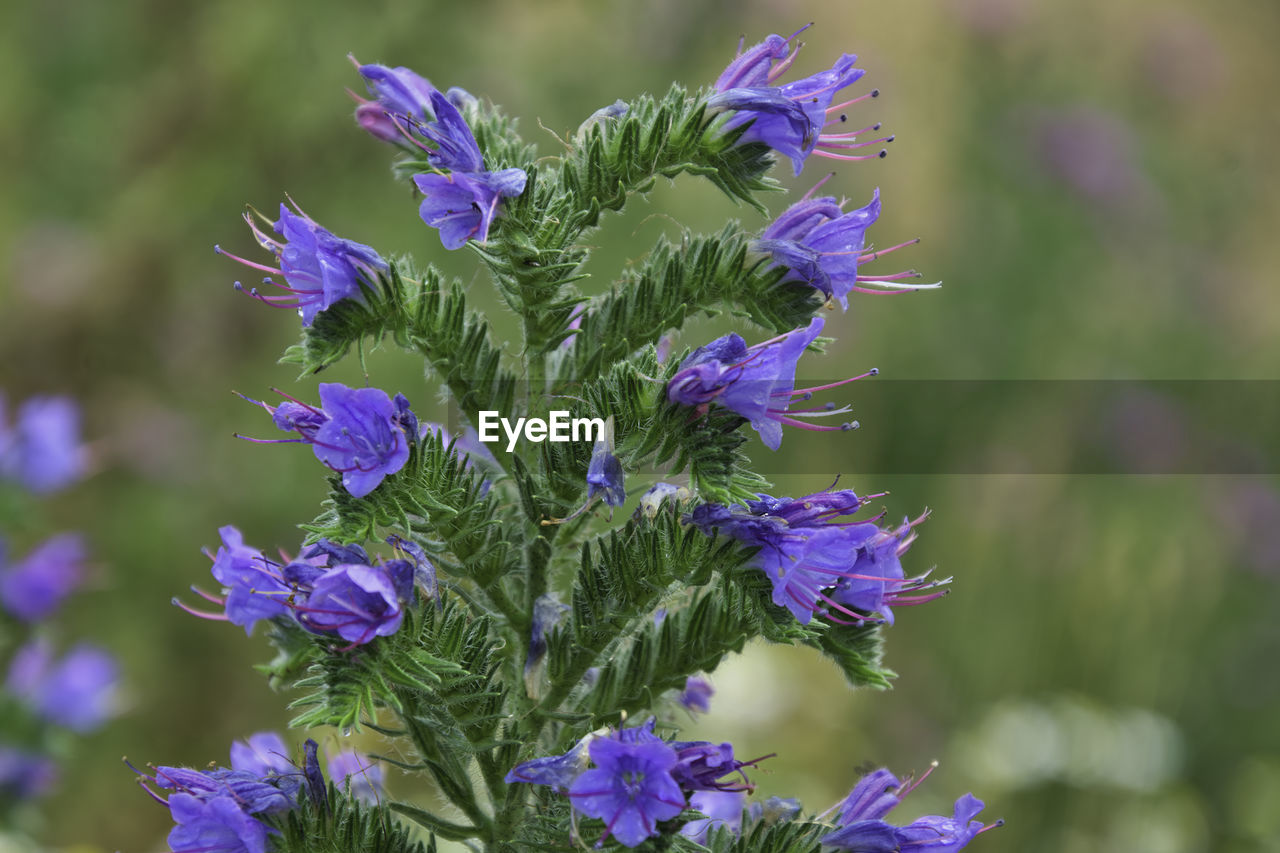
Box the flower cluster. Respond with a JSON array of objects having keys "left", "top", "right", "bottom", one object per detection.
[
  {"left": 179, "top": 526, "right": 428, "bottom": 647},
  {"left": 355, "top": 61, "right": 528, "bottom": 249},
  {"left": 242, "top": 382, "right": 415, "bottom": 498},
  {"left": 820, "top": 766, "right": 1001, "bottom": 851},
  {"left": 710, "top": 27, "right": 891, "bottom": 175},
  {"left": 137, "top": 733, "right": 385, "bottom": 853},
  {"left": 1, "top": 392, "right": 119, "bottom": 816},
  {"left": 505, "top": 718, "right": 763, "bottom": 848},
  {"left": 688, "top": 487, "right": 948, "bottom": 625},
  {"left": 667, "top": 317, "right": 878, "bottom": 450},
  {"left": 0, "top": 393, "right": 84, "bottom": 494},
  {"left": 6, "top": 639, "right": 119, "bottom": 733}
]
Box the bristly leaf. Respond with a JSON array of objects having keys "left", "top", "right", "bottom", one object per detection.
[
  {"left": 302, "top": 430, "right": 517, "bottom": 587},
  {"left": 556, "top": 226, "right": 822, "bottom": 380},
  {"left": 270, "top": 782, "right": 433, "bottom": 853}
]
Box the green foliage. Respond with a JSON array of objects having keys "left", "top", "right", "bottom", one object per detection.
[
  {"left": 273, "top": 787, "right": 434, "bottom": 853},
  {"left": 557, "top": 226, "right": 822, "bottom": 381},
  {"left": 303, "top": 432, "right": 517, "bottom": 587}
]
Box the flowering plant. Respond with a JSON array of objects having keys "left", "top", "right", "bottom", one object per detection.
[{"left": 151, "top": 27, "right": 1000, "bottom": 852}]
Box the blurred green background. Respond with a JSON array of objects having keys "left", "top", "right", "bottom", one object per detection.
[{"left": 2, "top": 0, "right": 1279, "bottom": 850}]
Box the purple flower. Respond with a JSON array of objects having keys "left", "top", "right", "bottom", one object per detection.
[
  {"left": 689, "top": 491, "right": 946, "bottom": 625},
  {"left": 250, "top": 384, "right": 412, "bottom": 497},
  {"left": 669, "top": 318, "right": 878, "bottom": 450},
  {"left": 326, "top": 750, "right": 383, "bottom": 804},
  {"left": 230, "top": 732, "right": 294, "bottom": 779},
  {"left": 681, "top": 790, "right": 746, "bottom": 845},
  {"left": 217, "top": 201, "right": 387, "bottom": 327},
  {"left": 821, "top": 767, "right": 1000, "bottom": 852},
  {"left": 756, "top": 188, "right": 935, "bottom": 310},
  {"left": 353, "top": 60, "right": 438, "bottom": 142},
  {"left": 7, "top": 640, "right": 119, "bottom": 732},
  {"left": 166, "top": 793, "right": 272, "bottom": 853},
  {"left": 710, "top": 30, "right": 889, "bottom": 175},
  {"left": 296, "top": 563, "right": 406, "bottom": 646},
  {"left": 568, "top": 735, "right": 687, "bottom": 848},
  {"left": 0, "top": 394, "right": 84, "bottom": 493},
  {"left": 207, "top": 526, "right": 292, "bottom": 634},
  {"left": 586, "top": 421, "right": 625, "bottom": 507},
  {"left": 504, "top": 733, "right": 593, "bottom": 792},
  {"left": 152, "top": 766, "right": 297, "bottom": 816},
  {"left": 827, "top": 515, "right": 941, "bottom": 626},
  {"left": 413, "top": 167, "right": 527, "bottom": 250},
  {"left": 678, "top": 676, "right": 714, "bottom": 714},
  {"left": 395, "top": 89, "right": 526, "bottom": 249},
  {"left": 0, "top": 532, "right": 86, "bottom": 621},
  {"left": 0, "top": 747, "right": 58, "bottom": 799},
  {"left": 669, "top": 740, "right": 754, "bottom": 792}
]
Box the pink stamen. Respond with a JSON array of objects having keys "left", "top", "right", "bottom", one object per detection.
[
  {"left": 799, "top": 171, "right": 837, "bottom": 201},
  {"left": 777, "top": 417, "right": 858, "bottom": 432},
  {"left": 171, "top": 597, "right": 229, "bottom": 621},
  {"left": 779, "top": 369, "right": 879, "bottom": 397},
  {"left": 813, "top": 148, "right": 889, "bottom": 162},
  {"left": 826, "top": 89, "right": 880, "bottom": 114},
  {"left": 859, "top": 238, "right": 920, "bottom": 263},
  {"left": 857, "top": 270, "right": 920, "bottom": 282},
  {"left": 816, "top": 134, "right": 895, "bottom": 150},
  {"left": 214, "top": 245, "right": 282, "bottom": 276}
]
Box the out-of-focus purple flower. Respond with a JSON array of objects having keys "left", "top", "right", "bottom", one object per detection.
[
  {"left": 678, "top": 675, "right": 714, "bottom": 714},
  {"left": 167, "top": 793, "right": 272, "bottom": 853},
  {"left": 670, "top": 318, "right": 878, "bottom": 450},
  {"left": 709, "top": 29, "right": 889, "bottom": 175},
  {"left": 821, "top": 766, "right": 1000, "bottom": 852},
  {"left": 1028, "top": 106, "right": 1151, "bottom": 212},
  {"left": 568, "top": 734, "right": 686, "bottom": 848},
  {"left": 0, "top": 394, "right": 84, "bottom": 493},
  {"left": 327, "top": 750, "right": 383, "bottom": 804},
  {"left": 561, "top": 302, "right": 586, "bottom": 349},
  {"left": 217, "top": 202, "right": 387, "bottom": 327},
  {"left": 756, "top": 188, "right": 936, "bottom": 310},
  {"left": 7, "top": 640, "right": 119, "bottom": 732},
  {"left": 747, "top": 795, "right": 802, "bottom": 826},
  {"left": 0, "top": 747, "right": 58, "bottom": 799},
  {"left": 296, "top": 563, "right": 406, "bottom": 646},
  {"left": 0, "top": 532, "right": 86, "bottom": 621},
  {"left": 207, "top": 526, "right": 292, "bottom": 634},
  {"left": 230, "top": 732, "right": 294, "bottom": 779},
  {"left": 524, "top": 593, "right": 570, "bottom": 694},
  {"left": 681, "top": 790, "right": 746, "bottom": 845}
]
